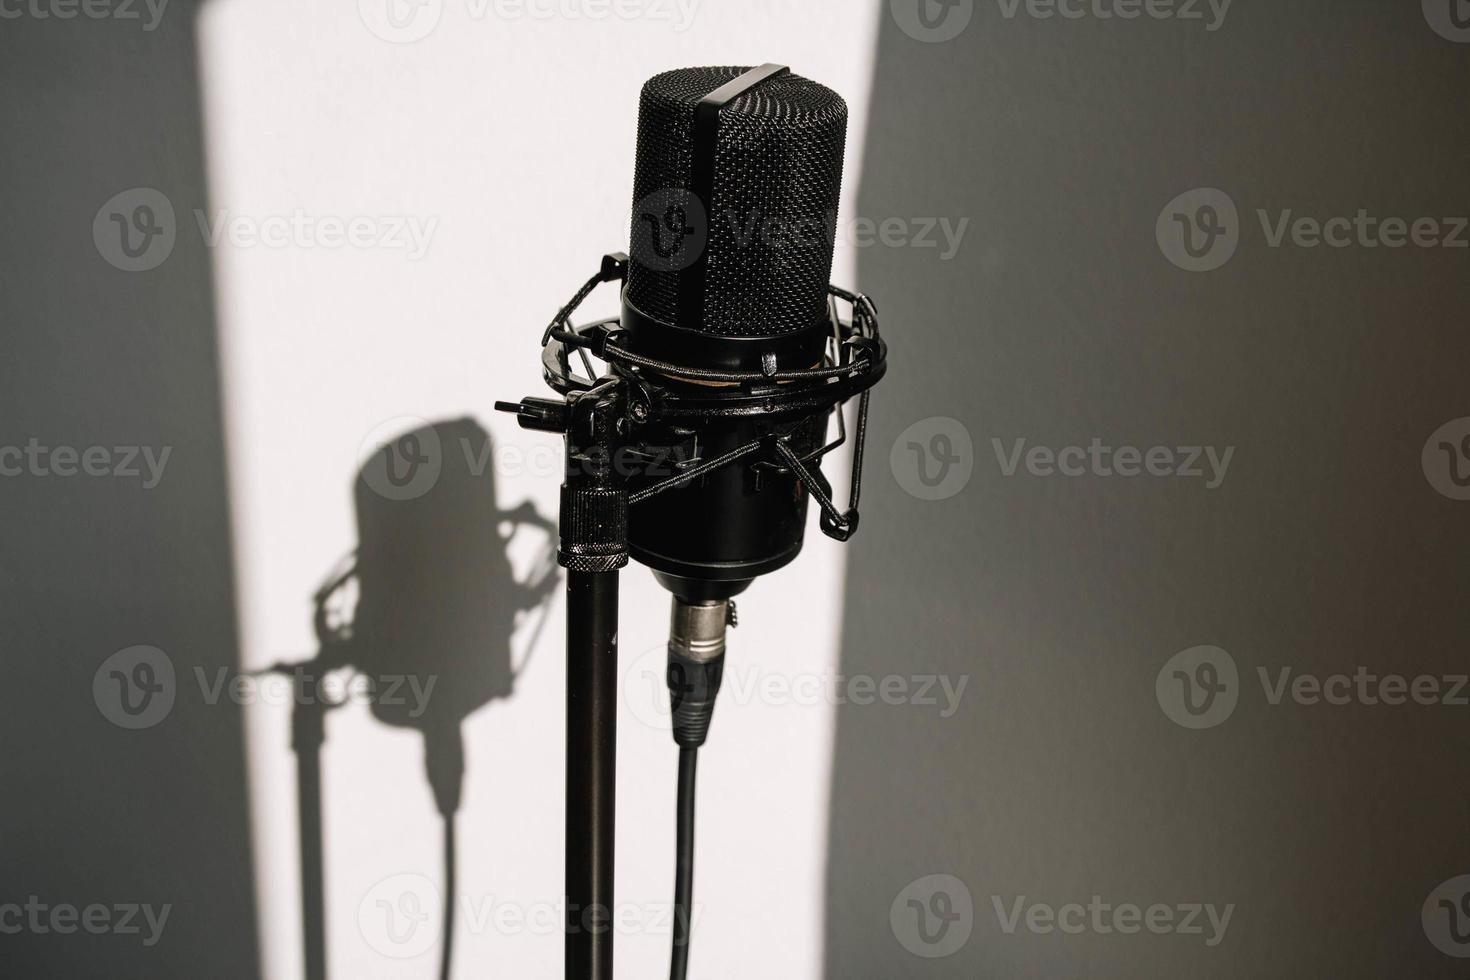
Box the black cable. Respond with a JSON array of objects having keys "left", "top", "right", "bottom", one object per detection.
[
  {"left": 664, "top": 600, "right": 727, "bottom": 980},
  {"left": 670, "top": 746, "right": 699, "bottom": 980}
]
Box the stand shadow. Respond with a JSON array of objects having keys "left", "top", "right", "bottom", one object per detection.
[{"left": 270, "top": 417, "right": 557, "bottom": 980}]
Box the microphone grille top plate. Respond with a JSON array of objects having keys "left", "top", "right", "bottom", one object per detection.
[{"left": 627, "top": 67, "right": 848, "bottom": 340}]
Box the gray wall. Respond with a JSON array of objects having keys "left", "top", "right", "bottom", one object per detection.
[
  {"left": 0, "top": 6, "right": 260, "bottom": 977},
  {"left": 827, "top": 2, "right": 1470, "bottom": 977}
]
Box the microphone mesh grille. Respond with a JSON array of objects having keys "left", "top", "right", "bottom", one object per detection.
[{"left": 626, "top": 67, "right": 848, "bottom": 339}]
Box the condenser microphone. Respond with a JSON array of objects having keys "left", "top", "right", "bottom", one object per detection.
[
  {"left": 496, "top": 63, "right": 885, "bottom": 980},
  {"left": 621, "top": 64, "right": 850, "bottom": 604}
]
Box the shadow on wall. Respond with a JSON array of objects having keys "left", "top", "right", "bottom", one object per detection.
[
  {"left": 827, "top": 2, "right": 1470, "bottom": 978},
  {"left": 0, "top": 18, "right": 564, "bottom": 968},
  {"left": 258, "top": 418, "right": 557, "bottom": 980},
  {"left": 0, "top": 4, "right": 260, "bottom": 977}
]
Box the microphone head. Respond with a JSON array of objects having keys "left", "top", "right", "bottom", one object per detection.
[
  {"left": 620, "top": 66, "right": 852, "bottom": 597},
  {"left": 625, "top": 66, "right": 847, "bottom": 354}
]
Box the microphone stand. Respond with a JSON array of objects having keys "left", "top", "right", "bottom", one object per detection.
[
  {"left": 564, "top": 566, "right": 619, "bottom": 980},
  {"left": 514, "top": 377, "right": 631, "bottom": 980}
]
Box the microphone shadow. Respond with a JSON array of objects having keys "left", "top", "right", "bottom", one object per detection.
[{"left": 275, "top": 416, "right": 558, "bottom": 980}]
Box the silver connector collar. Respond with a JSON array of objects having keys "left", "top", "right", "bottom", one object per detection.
[{"left": 668, "top": 598, "right": 730, "bottom": 664}]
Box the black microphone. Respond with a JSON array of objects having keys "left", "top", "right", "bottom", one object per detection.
[
  {"left": 497, "top": 64, "right": 885, "bottom": 980},
  {"left": 622, "top": 64, "right": 850, "bottom": 604}
]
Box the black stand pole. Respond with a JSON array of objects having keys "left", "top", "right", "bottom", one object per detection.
[
  {"left": 564, "top": 569, "right": 619, "bottom": 980},
  {"left": 499, "top": 332, "right": 631, "bottom": 980},
  {"left": 555, "top": 387, "right": 630, "bottom": 980}
]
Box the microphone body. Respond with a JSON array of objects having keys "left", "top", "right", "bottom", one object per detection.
[{"left": 620, "top": 65, "right": 850, "bottom": 600}]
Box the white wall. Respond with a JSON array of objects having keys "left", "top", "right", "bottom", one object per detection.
[{"left": 195, "top": 3, "right": 879, "bottom": 977}]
